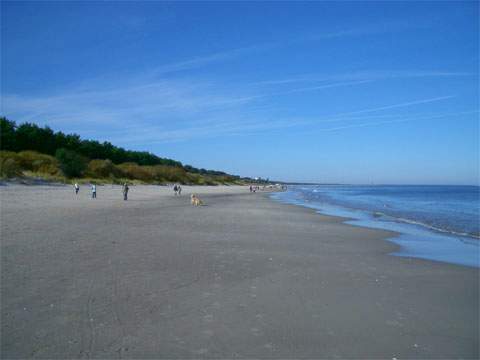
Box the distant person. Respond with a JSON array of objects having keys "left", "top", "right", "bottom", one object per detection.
[
  {"left": 173, "top": 184, "right": 178, "bottom": 196},
  {"left": 91, "top": 184, "right": 96, "bottom": 199},
  {"left": 122, "top": 183, "right": 129, "bottom": 201},
  {"left": 74, "top": 183, "right": 79, "bottom": 195},
  {"left": 177, "top": 185, "right": 182, "bottom": 195},
  {"left": 249, "top": 185, "right": 253, "bottom": 193}
]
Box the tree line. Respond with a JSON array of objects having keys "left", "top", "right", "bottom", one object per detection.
[{"left": 0, "top": 117, "right": 235, "bottom": 178}]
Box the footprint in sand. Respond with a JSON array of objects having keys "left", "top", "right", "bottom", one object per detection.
[
  {"left": 202, "top": 329, "right": 214, "bottom": 337},
  {"left": 203, "top": 314, "right": 214, "bottom": 322},
  {"left": 250, "top": 327, "right": 262, "bottom": 336}
]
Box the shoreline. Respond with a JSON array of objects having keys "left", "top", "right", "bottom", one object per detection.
[
  {"left": 271, "top": 185, "right": 480, "bottom": 240},
  {"left": 1, "top": 185, "right": 478, "bottom": 358},
  {"left": 271, "top": 189, "right": 480, "bottom": 268}
]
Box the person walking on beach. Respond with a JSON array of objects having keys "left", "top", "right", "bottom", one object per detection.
[
  {"left": 173, "top": 184, "right": 178, "bottom": 196},
  {"left": 122, "top": 183, "right": 129, "bottom": 201},
  {"left": 91, "top": 184, "right": 96, "bottom": 199},
  {"left": 74, "top": 183, "right": 79, "bottom": 195},
  {"left": 177, "top": 185, "right": 182, "bottom": 195}
]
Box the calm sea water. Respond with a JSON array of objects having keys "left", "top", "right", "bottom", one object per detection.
[{"left": 271, "top": 185, "right": 480, "bottom": 268}]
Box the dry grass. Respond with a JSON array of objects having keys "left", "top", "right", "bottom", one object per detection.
[{"left": 0, "top": 150, "right": 244, "bottom": 185}]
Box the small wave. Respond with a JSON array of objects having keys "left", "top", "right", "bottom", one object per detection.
[
  {"left": 285, "top": 187, "right": 480, "bottom": 240},
  {"left": 394, "top": 216, "right": 480, "bottom": 239},
  {"left": 371, "top": 211, "right": 480, "bottom": 239},
  {"left": 273, "top": 189, "right": 480, "bottom": 268}
]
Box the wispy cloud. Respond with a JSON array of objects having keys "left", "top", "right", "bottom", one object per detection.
[
  {"left": 2, "top": 78, "right": 258, "bottom": 126},
  {"left": 2, "top": 75, "right": 374, "bottom": 133},
  {"left": 132, "top": 22, "right": 422, "bottom": 78},
  {"left": 224, "top": 80, "right": 373, "bottom": 104},
  {"left": 150, "top": 43, "right": 277, "bottom": 76},
  {"left": 102, "top": 110, "right": 478, "bottom": 145},
  {"left": 1, "top": 18, "right": 470, "bottom": 145},
  {"left": 304, "top": 19, "right": 429, "bottom": 42},
  {"left": 331, "top": 95, "right": 456, "bottom": 117},
  {"left": 105, "top": 117, "right": 303, "bottom": 145},
  {"left": 2, "top": 73, "right": 463, "bottom": 144},
  {"left": 269, "top": 80, "right": 374, "bottom": 96},
  {"left": 255, "top": 70, "right": 473, "bottom": 86},
  {"left": 314, "top": 111, "right": 479, "bottom": 132}
]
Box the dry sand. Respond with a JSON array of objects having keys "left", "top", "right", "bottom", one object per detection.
[{"left": 1, "top": 184, "right": 478, "bottom": 359}]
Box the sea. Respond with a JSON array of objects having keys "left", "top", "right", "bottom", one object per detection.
[{"left": 271, "top": 185, "right": 480, "bottom": 268}]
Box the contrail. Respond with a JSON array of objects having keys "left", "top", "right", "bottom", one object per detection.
[
  {"left": 317, "top": 110, "right": 478, "bottom": 132},
  {"left": 318, "top": 118, "right": 412, "bottom": 132},
  {"left": 222, "top": 80, "right": 372, "bottom": 104},
  {"left": 274, "top": 80, "right": 374, "bottom": 95},
  {"left": 329, "top": 95, "right": 456, "bottom": 118}
]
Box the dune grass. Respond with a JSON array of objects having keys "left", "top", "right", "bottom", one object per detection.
[{"left": 0, "top": 151, "right": 244, "bottom": 185}]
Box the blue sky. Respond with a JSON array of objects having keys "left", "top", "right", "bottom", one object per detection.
[{"left": 2, "top": 1, "right": 479, "bottom": 184}]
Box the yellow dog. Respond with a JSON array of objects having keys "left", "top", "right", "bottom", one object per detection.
[{"left": 190, "top": 194, "right": 203, "bottom": 206}]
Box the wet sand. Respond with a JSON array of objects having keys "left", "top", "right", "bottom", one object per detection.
[{"left": 1, "top": 184, "right": 478, "bottom": 359}]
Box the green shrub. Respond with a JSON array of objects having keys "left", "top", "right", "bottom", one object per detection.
[
  {"left": 0, "top": 152, "right": 22, "bottom": 177},
  {"left": 0, "top": 151, "right": 18, "bottom": 162},
  {"left": 150, "top": 165, "right": 187, "bottom": 183},
  {"left": 2, "top": 159, "right": 22, "bottom": 177},
  {"left": 17, "top": 151, "right": 60, "bottom": 175},
  {"left": 55, "top": 148, "right": 87, "bottom": 178},
  {"left": 0, "top": 149, "right": 243, "bottom": 185},
  {"left": 117, "top": 162, "right": 153, "bottom": 182},
  {"left": 86, "top": 159, "right": 124, "bottom": 179}
]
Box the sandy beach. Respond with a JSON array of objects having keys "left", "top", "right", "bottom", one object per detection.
[{"left": 1, "top": 184, "right": 478, "bottom": 359}]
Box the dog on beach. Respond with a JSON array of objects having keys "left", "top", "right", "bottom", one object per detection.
[{"left": 190, "top": 194, "right": 203, "bottom": 206}]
